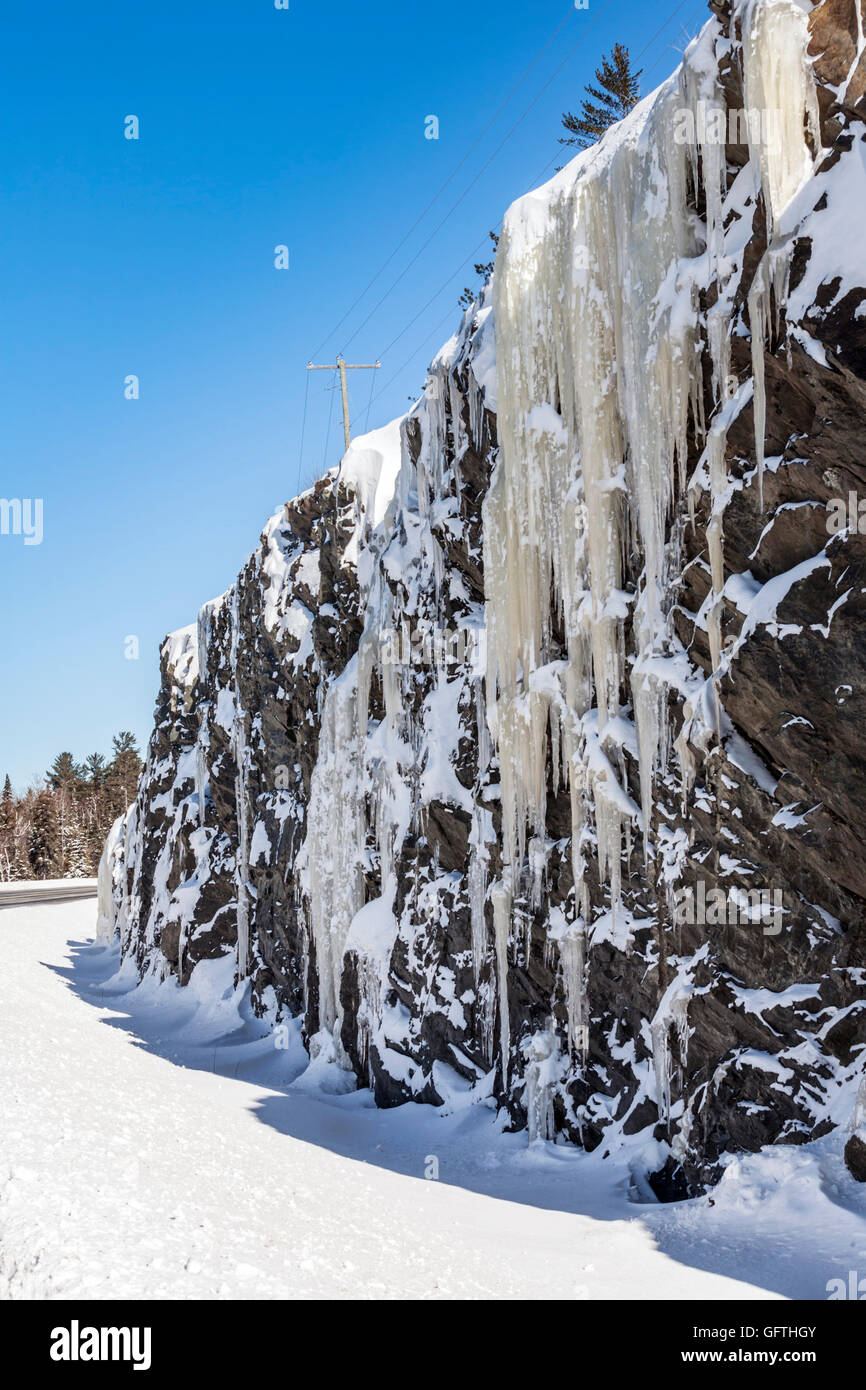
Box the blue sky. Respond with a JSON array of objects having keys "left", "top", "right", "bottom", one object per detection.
[{"left": 0, "top": 0, "right": 704, "bottom": 790}]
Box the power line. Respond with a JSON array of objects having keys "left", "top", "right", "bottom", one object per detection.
[
  {"left": 309, "top": 1, "right": 581, "bottom": 362},
  {"left": 633, "top": 0, "right": 695, "bottom": 61},
  {"left": 639, "top": 9, "right": 707, "bottom": 81},
  {"left": 366, "top": 306, "right": 466, "bottom": 417},
  {"left": 363, "top": 139, "right": 573, "bottom": 418},
  {"left": 363, "top": 362, "right": 377, "bottom": 434},
  {"left": 322, "top": 371, "right": 337, "bottom": 473},
  {"left": 362, "top": 154, "right": 562, "bottom": 417},
  {"left": 361, "top": 0, "right": 710, "bottom": 422},
  {"left": 306, "top": 0, "right": 712, "bottom": 465},
  {"left": 377, "top": 230, "right": 494, "bottom": 363},
  {"left": 339, "top": 0, "right": 617, "bottom": 360}
]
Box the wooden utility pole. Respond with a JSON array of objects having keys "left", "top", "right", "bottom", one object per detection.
[{"left": 307, "top": 357, "right": 381, "bottom": 451}]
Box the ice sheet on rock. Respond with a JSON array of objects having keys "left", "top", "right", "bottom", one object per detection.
[
  {"left": 95, "top": 815, "right": 126, "bottom": 944},
  {"left": 740, "top": 0, "right": 820, "bottom": 236},
  {"left": 345, "top": 887, "right": 400, "bottom": 1083},
  {"left": 300, "top": 659, "right": 367, "bottom": 1040},
  {"left": 487, "top": 29, "right": 706, "bottom": 917},
  {"left": 339, "top": 418, "right": 403, "bottom": 569},
  {"left": 485, "top": 0, "right": 826, "bottom": 945}
]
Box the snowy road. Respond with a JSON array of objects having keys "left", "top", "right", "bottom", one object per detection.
[
  {"left": 0, "top": 880, "right": 97, "bottom": 909},
  {"left": 1, "top": 901, "right": 863, "bottom": 1300}
]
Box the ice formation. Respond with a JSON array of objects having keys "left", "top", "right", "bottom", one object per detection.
[
  {"left": 301, "top": 661, "right": 368, "bottom": 1038},
  {"left": 485, "top": 0, "right": 821, "bottom": 1079},
  {"left": 229, "top": 588, "right": 252, "bottom": 979},
  {"left": 96, "top": 815, "right": 125, "bottom": 944},
  {"left": 522, "top": 1024, "right": 559, "bottom": 1143}
]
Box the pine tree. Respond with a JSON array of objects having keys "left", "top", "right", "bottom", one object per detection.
[
  {"left": 0, "top": 776, "right": 16, "bottom": 881},
  {"left": 49, "top": 764, "right": 79, "bottom": 872},
  {"left": 105, "top": 732, "right": 143, "bottom": 820},
  {"left": 560, "top": 44, "right": 642, "bottom": 150},
  {"left": 47, "top": 751, "right": 81, "bottom": 791},
  {"left": 0, "top": 776, "right": 13, "bottom": 833},
  {"left": 65, "top": 822, "right": 91, "bottom": 878},
  {"left": 459, "top": 231, "right": 500, "bottom": 309},
  {"left": 29, "top": 791, "right": 59, "bottom": 880},
  {"left": 84, "top": 752, "right": 106, "bottom": 789}
]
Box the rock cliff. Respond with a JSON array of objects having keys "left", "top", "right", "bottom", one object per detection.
[{"left": 100, "top": 0, "right": 866, "bottom": 1195}]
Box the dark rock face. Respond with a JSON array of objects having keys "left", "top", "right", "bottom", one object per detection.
[
  {"left": 845, "top": 1133, "right": 866, "bottom": 1181},
  {"left": 104, "top": 0, "right": 865, "bottom": 1195}
]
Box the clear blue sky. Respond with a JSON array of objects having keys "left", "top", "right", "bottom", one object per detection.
[{"left": 0, "top": 0, "right": 704, "bottom": 791}]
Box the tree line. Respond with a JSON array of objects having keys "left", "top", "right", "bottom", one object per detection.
[{"left": 0, "top": 733, "right": 143, "bottom": 881}]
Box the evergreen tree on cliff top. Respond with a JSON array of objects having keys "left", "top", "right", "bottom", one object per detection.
[{"left": 561, "top": 43, "right": 642, "bottom": 150}]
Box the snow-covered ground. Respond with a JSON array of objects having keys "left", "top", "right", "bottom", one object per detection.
[
  {"left": 1, "top": 900, "right": 864, "bottom": 1301},
  {"left": 0, "top": 879, "right": 97, "bottom": 904},
  {"left": 0, "top": 879, "right": 97, "bottom": 895}
]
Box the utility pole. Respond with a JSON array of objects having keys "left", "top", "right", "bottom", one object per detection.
[{"left": 307, "top": 357, "right": 381, "bottom": 452}]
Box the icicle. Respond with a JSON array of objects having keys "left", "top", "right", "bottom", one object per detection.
[
  {"left": 741, "top": 0, "right": 820, "bottom": 239},
  {"left": 741, "top": 0, "right": 820, "bottom": 513},
  {"left": 194, "top": 734, "right": 208, "bottom": 829},
  {"left": 492, "top": 690, "right": 552, "bottom": 870},
  {"left": 527, "top": 835, "right": 547, "bottom": 909},
  {"left": 118, "top": 800, "right": 137, "bottom": 955},
  {"left": 468, "top": 805, "right": 489, "bottom": 985},
  {"left": 705, "top": 418, "right": 729, "bottom": 735},
  {"left": 490, "top": 875, "right": 513, "bottom": 1083},
  {"left": 674, "top": 702, "right": 698, "bottom": 814},
  {"left": 485, "top": 3, "right": 823, "bottom": 925},
  {"left": 558, "top": 921, "right": 589, "bottom": 1062},
  {"left": 356, "top": 626, "right": 376, "bottom": 746},
  {"left": 584, "top": 734, "right": 638, "bottom": 912},
  {"left": 631, "top": 666, "right": 664, "bottom": 862},
  {"left": 475, "top": 677, "right": 491, "bottom": 773},
  {"left": 382, "top": 608, "right": 406, "bottom": 740},
  {"left": 748, "top": 243, "right": 794, "bottom": 511},
  {"left": 96, "top": 815, "right": 125, "bottom": 944},
  {"left": 486, "top": 56, "right": 700, "bottom": 911},
  {"left": 748, "top": 265, "right": 769, "bottom": 514},
  {"left": 302, "top": 662, "right": 367, "bottom": 1038},
  {"left": 652, "top": 984, "right": 692, "bottom": 1124},
  {"left": 232, "top": 746, "right": 250, "bottom": 976},
  {"left": 706, "top": 425, "right": 728, "bottom": 601},
  {"left": 523, "top": 1023, "right": 558, "bottom": 1143},
  {"left": 229, "top": 587, "right": 251, "bottom": 980},
  {"left": 652, "top": 1014, "right": 672, "bottom": 1124}
]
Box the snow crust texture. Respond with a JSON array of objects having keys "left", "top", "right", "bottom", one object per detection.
[{"left": 104, "top": 0, "right": 866, "bottom": 1193}]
